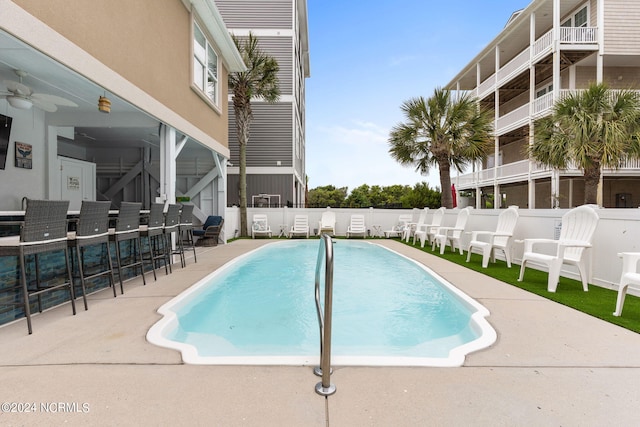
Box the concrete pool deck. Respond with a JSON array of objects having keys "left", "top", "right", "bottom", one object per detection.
[{"left": 1, "top": 238, "right": 639, "bottom": 426}]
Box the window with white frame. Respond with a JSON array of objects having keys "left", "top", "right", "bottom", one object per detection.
[
  {"left": 561, "top": 4, "right": 588, "bottom": 27},
  {"left": 193, "top": 22, "right": 219, "bottom": 105},
  {"left": 536, "top": 83, "right": 553, "bottom": 98}
]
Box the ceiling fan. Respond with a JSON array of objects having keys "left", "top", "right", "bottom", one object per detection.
[{"left": 1, "top": 69, "right": 78, "bottom": 112}]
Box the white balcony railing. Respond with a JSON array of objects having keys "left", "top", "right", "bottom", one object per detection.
[
  {"left": 532, "top": 29, "right": 553, "bottom": 59},
  {"left": 477, "top": 74, "right": 495, "bottom": 99},
  {"left": 496, "top": 103, "right": 529, "bottom": 134},
  {"left": 532, "top": 92, "right": 554, "bottom": 117},
  {"left": 497, "top": 47, "right": 530, "bottom": 85},
  {"left": 560, "top": 26, "right": 598, "bottom": 44},
  {"left": 496, "top": 159, "right": 530, "bottom": 179}
]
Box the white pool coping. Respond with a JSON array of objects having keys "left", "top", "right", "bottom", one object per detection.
[{"left": 146, "top": 240, "right": 497, "bottom": 367}]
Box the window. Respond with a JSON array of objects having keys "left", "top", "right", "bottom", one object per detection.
[
  {"left": 536, "top": 83, "right": 553, "bottom": 98},
  {"left": 193, "top": 22, "right": 219, "bottom": 105},
  {"left": 574, "top": 7, "right": 588, "bottom": 27},
  {"left": 561, "top": 5, "right": 588, "bottom": 27}
]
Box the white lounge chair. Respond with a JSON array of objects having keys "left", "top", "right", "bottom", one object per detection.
[
  {"left": 404, "top": 208, "right": 428, "bottom": 242},
  {"left": 518, "top": 205, "right": 599, "bottom": 292},
  {"left": 251, "top": 214, "right": 272, "bottom": 239},
  {"left": 384, "top": 214, "right": 413, "bottom": 238},
  {"left": 289, "top": 215, "right": 309, "bottom": 238},
  {"left": 614, "top": 252, "right": 640, "bottom": 316},
  {"left": 432, "top": 207, "right": 473, "bottom": 254},
  {"left": 317, "top": 210, "right": 336, "bottom": 236},
  {"left": 467, "top": 206, "right": 519, "bottom": 268},
  {"left": 414, "top": 207, "right": 445, "bottom": 248},
  {"left": 346, "top": 214, "right": 367, "bottom": 238}
]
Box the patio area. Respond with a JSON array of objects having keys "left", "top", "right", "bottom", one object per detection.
[{"left": 1, "top": 239, "right": 639, "bottom": 426}]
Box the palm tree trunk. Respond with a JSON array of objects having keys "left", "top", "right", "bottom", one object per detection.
[
  {"left": 235, "top": 100, "right": 252, "bottom": 237},
  {"left": 239, "top": 141, "right": 247, "bottom": 237},
  {"left": 438, "top": 160, "right": 453, "bottom": 208},
  {"left": 583, "top": 163, "right": 600, "bottom": 205}
]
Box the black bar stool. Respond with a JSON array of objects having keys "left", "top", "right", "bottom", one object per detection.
[
  {"left": 178, "top": 204, "right": 197, "bottom": 267},
  {"left": 109, "top": 202, "right": 146, "bottom": 293},
  {"left": 68, "top": 201, "right": 116, "bottom": 307},
  {"left": 0, "top": 199, "right": 75, "bottom": 334},
  {"left": 140, "top": 203, "right": 171, "bottom": 279}
]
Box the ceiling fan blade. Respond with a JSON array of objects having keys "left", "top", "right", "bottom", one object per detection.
[
  {"left": 31, "top": 98, "right": 58, "bottom": 112},
  {"left": 31, "top": 93, "right": 78, "bottom": 107},
  {"left": 3, "top": 80, "right": 32, "bottom": 96}
]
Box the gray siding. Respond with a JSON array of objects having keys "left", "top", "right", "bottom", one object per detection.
[
  {"left": 227, "top": 173, "right": 293, "bottom": 206},
  {"left": 216, "top": 0, "right": 292, "bottom": 29},
  {"left": 228, "top": 102, "right": 293, "bottom": 167},
  {"left": 257, "top": 36, "right": 293, "bottom": 95},
  {"left": 604, "top": 0, "right": 640, "bottom": 54}
]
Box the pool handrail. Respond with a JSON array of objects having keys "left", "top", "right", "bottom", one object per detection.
[{"left": 314, "top": 233, "right": 336, "bottom": 396}]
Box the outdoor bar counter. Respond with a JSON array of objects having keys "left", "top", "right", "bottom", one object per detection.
[{"left": 0, "top": 208, "right": 150, "bottom": 327}]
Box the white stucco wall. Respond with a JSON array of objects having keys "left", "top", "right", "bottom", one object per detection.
[{"left": 0, "top": 100, "right": 48, "bottom": 210}]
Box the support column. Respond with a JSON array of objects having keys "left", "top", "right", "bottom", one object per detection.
[
  {"left": 159, "top": 124, "right": 176, "bottom": 204},
  {"left": 597, "top": 0, "right": 604, "bottom": 83},
  {"left": 529, "top": 11, "right": 536, "bottom": 209},
  {"left": 552, "top": 0, "right": 561, "bottom": 104},
  {"left": 494, "top": 44, "right": 501, "bottom": 209},
  {"left": 213, "top": 152, "right": 227, "bottom": 217},
  {"left": 46, "top": 125, "right": 59, "bottom": 200}
]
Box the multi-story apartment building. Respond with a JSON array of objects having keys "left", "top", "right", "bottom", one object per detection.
[
  {"left": 446, "top": 0, "right": 640, "bottom": 209},
  {"left": 215, "top": 0, "right": 310, "bottom": 208},
  {"left": 0, "top": 0, "right": 244, "bottom": 223}
]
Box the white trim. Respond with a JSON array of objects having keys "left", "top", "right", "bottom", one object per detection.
[{"left": 227, "top": 166, "right": 295, "bottom": 175}]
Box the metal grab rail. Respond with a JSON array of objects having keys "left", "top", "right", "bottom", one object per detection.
[{"left": 314, "top": 233, "right": 336, "bottom": 396}]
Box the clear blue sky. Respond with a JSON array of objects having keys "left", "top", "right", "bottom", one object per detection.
[{"left": 305, "top": 0, "right": 532, "bottom": 192}]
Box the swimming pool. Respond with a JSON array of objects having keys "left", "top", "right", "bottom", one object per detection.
[{"left": 147, "top": 240, "right": 496, "bottom": 367}]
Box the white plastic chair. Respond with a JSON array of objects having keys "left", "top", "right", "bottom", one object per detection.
[
  {"left": 346, "top": 214, "right": 367, "bottom": 238},
  {"left": 614, "top": 252, "right": 640, "bottom": 316},
  {"left": 432, "top": 207, "right": 473, "bottom": 254},
  {"left": 251, "top": 214, "right": 272, "bottom": 239},
  {"left": 414, "top": 207, "right": 445, "bottom": 248},
  {"left": 403, "top": 208, "right": 428, "bottom": 242},
  {"left": 317, "top": 210, "right": 336, "bottom": 236},
  {"left": 384, "top": 214, "right": 412, "bottom": 238},
  {"left": 467, "top": 206, "right": 519, "bottom": 268},
  {"left": 518, "top": 205, "right": 599, "bottom": 292},
  {"left": 289, "top": 215, "right": 309, "bottom": 238}
]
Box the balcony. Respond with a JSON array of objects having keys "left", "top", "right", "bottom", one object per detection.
[
  {"left": 532, "top": 92, "right": 554, "bottom": 117},
  {"left": 496, "top": 103, "right": 529, "bottom": 135},
  {"left": 477, "top": 75, "right": 495, "bottom": 99},
  {"left": 532, "top": 30, "right": 553, "bottom": 61},
  {"left": 497, "top": 47, "right": 530, "bottom": 87},
  {"left": 560, "top": 26, "right": 598, "bottom": 45}
]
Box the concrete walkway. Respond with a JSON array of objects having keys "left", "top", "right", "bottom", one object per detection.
[{"left": 1, "top": 239, "right": 639, "bottom": 426}]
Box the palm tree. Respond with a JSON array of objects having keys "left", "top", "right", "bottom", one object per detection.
[
  {"left": 532, "top": 83, "right": 640, "bottom": 205},
  {"left": 229, "top": 33, "right": 280, "bottom": 236},
  {"left": 388, "top": 88, "right": 494, "bottom": 208}
]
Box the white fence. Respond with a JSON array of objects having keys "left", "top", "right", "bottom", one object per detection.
[{"left": 220, "top": 206, "right": 640, "bottom": 295}]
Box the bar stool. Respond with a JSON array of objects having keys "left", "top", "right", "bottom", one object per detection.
[
  {"left": 109, "top": 202, "right": 146, "bottom": 293},
  {"left": 0, "top": 199, "right": 75, "bottom": 334},
  {"left": 164, "top": 204, "right": 181, "bottom": 269},
  {"left": 177, "top": 204, "right": 197, "bottom": 267},
  {"left": 140, "top": 203, "right": 171, "bottom": 280},
  {"left": 68, "top": 201, "right": 116, "bottom": 307}
]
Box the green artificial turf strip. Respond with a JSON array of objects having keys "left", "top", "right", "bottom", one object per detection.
[{"left": 398, "top": 239, "right": 640, "bottom": 334}]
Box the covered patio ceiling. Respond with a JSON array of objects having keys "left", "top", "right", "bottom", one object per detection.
[{"left": 0, "top": 29, "right": 210, "bottom": 157}]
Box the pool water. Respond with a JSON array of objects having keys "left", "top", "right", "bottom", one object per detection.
[{"left": 147, "top": 240, "right": 496, "bottom": 366}]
